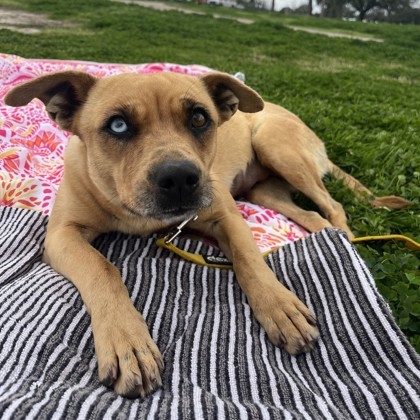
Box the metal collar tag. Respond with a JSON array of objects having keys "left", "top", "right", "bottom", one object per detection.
[{"left": 164, "top": 214, "right": 198, "bottom": 244}]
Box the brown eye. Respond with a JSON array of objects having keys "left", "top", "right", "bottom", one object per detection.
[{"left": 191, "top": 110, "right": 208, "bottom": 129}]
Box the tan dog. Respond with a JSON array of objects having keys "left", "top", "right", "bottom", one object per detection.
[{"left": 5, "top": 71, "right": 408, "bottom": 398}]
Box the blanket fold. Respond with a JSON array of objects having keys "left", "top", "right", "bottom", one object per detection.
[{"left": 0, "top": 206, "right": 419, "bottom": 419}]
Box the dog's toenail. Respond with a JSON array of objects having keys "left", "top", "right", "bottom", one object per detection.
[
  {"left": 277, "top": 333, "right": 286, "bottom": 347},
  {"left": 134, "top": 374, "right": 142, "bottom": 387},
  {"left": 157, "top": 357, "right": 164, "bottom": 371},
  {"left": 307, "top": 314, "right": 317, "bottom": 326},
  {"left": 111, "top": 365, "right": 118, "bottom": 380}
]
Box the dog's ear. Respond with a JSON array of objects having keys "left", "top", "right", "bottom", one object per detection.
[
  {"left": 5, "top": 71, "right": 97, "bottom": 131},
  {"left": 200, "top": 72, "right": 264, "bottom": 123}
]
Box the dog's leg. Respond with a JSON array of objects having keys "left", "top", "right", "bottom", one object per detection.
[
  {"left": 253, "top": 127, "right": 353, "bottom": 238},
  {"left": 43, "top": 224, "right": 164, "bottom": 398},
  {"left": 248, "top": 177, "right": 333, "bottom": 233},
  {"left": 281, "top": 173, "right": 353, "bottom": 238},
  {"left": 192, "top": 186, "right": 319, "bottom": 354}
]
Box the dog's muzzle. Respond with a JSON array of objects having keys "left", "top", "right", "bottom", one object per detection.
[{"left": 149, "top": 160, "right": 209, "bottom": 219}]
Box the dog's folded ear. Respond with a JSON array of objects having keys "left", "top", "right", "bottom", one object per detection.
[
  {"left": 200, "top": 72, "right": 264, "bottom": 123},
  {"left": 5, "top": 71, "right": 97, "bottom": 132}
]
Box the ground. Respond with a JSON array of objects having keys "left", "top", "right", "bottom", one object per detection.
[{"left": 0, "top": 2, "right": 383, "bottom": 40}]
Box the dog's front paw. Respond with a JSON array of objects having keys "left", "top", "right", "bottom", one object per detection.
[
  {"left": 92, "top": 305, "right": 164, "bottom": 398},
  {"left": 250, "top": 283, "right": 319, "bottom": 355}
]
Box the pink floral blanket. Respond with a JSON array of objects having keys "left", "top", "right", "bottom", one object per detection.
[{"left": 0, "top": 53, "right": 307, "bottom": 253}]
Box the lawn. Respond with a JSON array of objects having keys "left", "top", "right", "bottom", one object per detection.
[{"left": 0, "top": 0, "right": 419, "bottom": 350}]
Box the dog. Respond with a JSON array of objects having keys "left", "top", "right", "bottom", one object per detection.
[{"left": 5, "top": 71, "right": 409, "bottom": 398}]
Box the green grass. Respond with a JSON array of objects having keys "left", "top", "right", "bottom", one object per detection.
[{"left": 1, "top": 0, "right": 419, "bottom": 350}]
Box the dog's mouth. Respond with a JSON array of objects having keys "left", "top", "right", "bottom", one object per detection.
[
  {"left": 149, "top": 194, "right": 212, "bottom": 221},
  {"left": 154, "top": 207, "right": 200, "bottom": 223},
  {"left": 121, "top": 159, "right": 213, "bottom": 222},
  {"left": 160, "top": 207, "right": 199, "bottom": 217},
  {"left": 122, "top": 190, "right": 212, "bottom": 222}
]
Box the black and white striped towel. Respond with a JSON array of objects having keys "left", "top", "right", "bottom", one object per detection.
[{"left": 0, "top": 206, "right": 419, "bottom": 419}]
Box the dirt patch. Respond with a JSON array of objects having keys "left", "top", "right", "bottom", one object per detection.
[
  {"left": 0, "top": 8, "right": 76, "bottom": 34},
  {"left": 377, "top": 75, "right": 418, "bottom": 85},
  {"left": 287, "top": 25, "right": 384, "bottom": 43},
  {"left": 113, "top": 0, "right": 205, "bottom": 15},
  {"left": 213, "top": 13, "right": 254, "bottom": 25},
  {"left": 295, "top": 56, "right": 366, "bottom": 73},
  {"left": 112, "top": 0, "right": 255, "bottom": 24},
  {"left": 249, "top": 51, "right": 276, "bottom": 63}
]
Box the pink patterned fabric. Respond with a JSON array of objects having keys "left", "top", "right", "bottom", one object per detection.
[
  {"left": 0, "top": 53, "right": 307, "bottom": 253},
  {"left": 237, "top": 201, "right": 307, "bottom": 252}
]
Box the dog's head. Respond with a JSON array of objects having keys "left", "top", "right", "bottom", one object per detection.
[{"left": 5, "top": 71, "right": 263, "bottom": 223}]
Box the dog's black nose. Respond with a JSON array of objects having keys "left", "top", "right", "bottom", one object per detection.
[{"left": 153, "top": 160, "right": 201, "bottom": 200}]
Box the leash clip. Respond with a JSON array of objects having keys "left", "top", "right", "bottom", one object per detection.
[{"left": 164, "top": 214, "right": 198, "bottom": 244}]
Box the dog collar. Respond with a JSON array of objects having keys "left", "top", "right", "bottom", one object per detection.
[{"left": 156, "top": 214, "right": 234, "bottom": 269}]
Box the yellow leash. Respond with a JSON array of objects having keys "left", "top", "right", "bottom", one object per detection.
[
  {"left": 156, "top": 238, "right": 234, "bottom": 269},
  {"left": 351, "top": 234, "right": 420, "bottom": 251},
  {"left": 156, "top": 216, "right": 419, "bottom": 269}
]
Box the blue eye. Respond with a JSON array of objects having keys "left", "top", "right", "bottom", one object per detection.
[
  {"left": 104, "top": 115, "right": 135, "bottom": 141},
  {"left": 110, "top": 117, "right": 128, "bottom": 133}
]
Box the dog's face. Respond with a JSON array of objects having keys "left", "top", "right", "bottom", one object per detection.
[
  {"left": 78, "top": 73, "right": 222, "bottom": 223},
  {"left": 5, "top": 71, "right": 263, "bottom": 223}
]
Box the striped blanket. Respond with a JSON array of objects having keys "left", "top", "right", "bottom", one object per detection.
[{"left": 0, "top": 206, "right": 419, "bottom": 419}]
